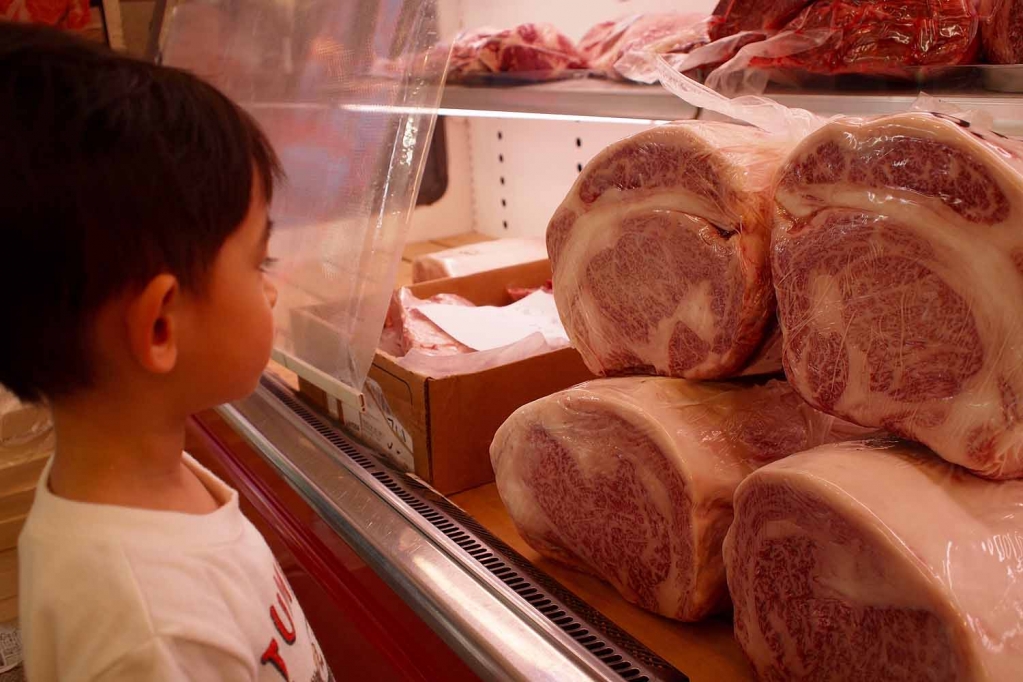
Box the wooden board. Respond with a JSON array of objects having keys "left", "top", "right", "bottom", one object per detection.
[{"left": 451, "top": 483, "right": 754, "bottom": 682}]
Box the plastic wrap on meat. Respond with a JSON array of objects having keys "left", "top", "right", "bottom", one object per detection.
[
  {"left": 546, "top": 121, "right": 794, "bottom": 380},
  {"left": 447, "top": 27, "right": 497, "bottom": 77},
  {"left": 448, "top": 23, "right": 587, "bottom": 82},
  {"left": 1, "top": 0, "right": 90, "bottom": 29},
  {"left": 381, "top": 289, "right": 474, "bottom": 356},
  {"left": 744, "top": 0, "right": 978, "bottom": 77},
  {"left": 579, "top": 13, "right": 708, "bottom": 79},
  {"left": 725, "top": 440, "right": 1023, "bottom": 681},
  {"left": 411, "top": 238, "right": 548, "bottom": 283},
  {"left": 708, "top": 0, "right": 812, "bottom": 40},
  {"left": 773, "top": 111, "right": 1023, "bottom": 480},
  {"left": 982, "top": 0, "right": 1023, "bottom": 63},
  {"left": 491, "top": 377, "right": 875, "bottom": 621}
]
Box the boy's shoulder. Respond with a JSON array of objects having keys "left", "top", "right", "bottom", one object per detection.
[
  {"left": 18, "top": 467, "right": 272, "bottom": 676},
  {"left": 20, "top": 455, "right": 272, "bottom": 611}
]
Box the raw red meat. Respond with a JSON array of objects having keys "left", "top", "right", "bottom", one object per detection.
[
  {"left": 773, "top": 111, "right": 1023, "bottom": 480},
  {"left": 547, "top": 121, "right": 793, "bottom": 380},
  {"left": 491, "top": 378, "right": 874, "bottom": 621},
  {"left": 709, "top": 0, "right": 812, "bottom": 40},
  {"left": 747, "top": 0, "right": 979, "bottom": 76},
  {"left": 506, "top": 280, "right": 553, "bottom": 303},
  {"left": 725, "top": 440, "right": 1023, "bottom": 681},
  {"left": 381, "top": 289, "right": 474, "bottom": 356},
  {"left": 448, "top": 27, "right": 496, "bottom": 77},
  {"left": 1, "top": 0, "right": 90, "bottom": 29},
  {"left": 448, "top": 23, "right": 586, "bottom": 82},
  {"left": 983, "top": 0, "right": 1023, "bottom": 63},
  {"left": 579, "top": 13, "right": 708, "bottom": 79}
]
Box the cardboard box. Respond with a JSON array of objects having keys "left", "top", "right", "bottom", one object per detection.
[
  {"left": 296, "top": 260, "right": 595, "bottom": 495},
  {"left": 0, "top": 598, "right": 16, "bottom": 625},
  {"left": 0, "top": 436, "right": 51, "bottom": 503},
  {"left": 0, "top": 400, "right": 50, "bottom": 450},
  {"left": 0, "top": 552, "right": 16, "bottom": 602},
  {"left": 0, "top": 519, "right": 25, "bottom": 555}
]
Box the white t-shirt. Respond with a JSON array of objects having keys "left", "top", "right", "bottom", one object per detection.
[{"left": 18, "top": 454, "right": 333, "bottom": 682}]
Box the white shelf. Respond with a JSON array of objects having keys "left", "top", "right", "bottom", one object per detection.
[
  {"left": 440, "top": 80, "right": 696, "bottom": 123},
  {"left": 767, "top": 90, "right": 1023, "bottom": 135},
  {"left": 441, "top": 79, "right": 1023, "bottom": 135}
]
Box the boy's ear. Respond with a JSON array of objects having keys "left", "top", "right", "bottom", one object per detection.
[{"left": 126, "top": 274, "right": 180, "bottom": 375}]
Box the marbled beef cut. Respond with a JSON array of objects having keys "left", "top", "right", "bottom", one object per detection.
[
  {"left": 725, "top": 440, "right": 1023, "bottom": 681},
  {"left": 708, "top": 0, "right": 812, "bottom": 40},
  {"left": 773, "top": 111, "right": 1023, "bottom": 479},
  {"left": 490, "top": 377, "right": 873, "bottom": 621},
  {"left": 983, "top": 0, "right": 1023, "bottom": 63},
  {"left": 448, "top": 23, "right": 586, "bottom": 82},
  {"left": 547, "top": 121, "right": 792, "bottom": 380}
]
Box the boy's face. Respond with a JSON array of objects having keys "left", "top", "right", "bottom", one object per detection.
[{"left": 179, "top": 176, "right": 277, "bottom": 407}]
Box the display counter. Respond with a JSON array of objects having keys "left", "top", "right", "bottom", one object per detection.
[{"left": 192, "top": 371, "right": 754, "bottom": 681}]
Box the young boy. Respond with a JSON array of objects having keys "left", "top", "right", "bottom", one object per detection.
[{"left": 0, "top": 24, "right": 333, "bottom": 681}]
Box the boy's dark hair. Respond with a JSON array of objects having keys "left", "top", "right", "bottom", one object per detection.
[{"left": 0, "top": 23, "right": 283, "bottom": 403}]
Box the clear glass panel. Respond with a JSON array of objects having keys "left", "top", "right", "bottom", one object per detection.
[{"left": 159, "top": 0, "right": 453, "bottom": 389}]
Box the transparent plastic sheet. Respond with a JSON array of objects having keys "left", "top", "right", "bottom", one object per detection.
[
  {"left": 489, "top": 377, "right": 877, "bottom": 622},
  {"left": 616, "top": 29, "right": 767, "bottom": 85},
  {"left": 725, "top": 440, "right": 1023, "bottom": 681},
  {"left": 771, "top": 108, "right": 1023, "bottom": 480},
  {"left": 160, "top": 0, "right": 454, "bottom": 391},
  {"left": 446, "top": 23, "right": 587, "bottom": 85},
  {"left": 704, "top": 0, "right": 980, "bottom": 96},
  {"left": 410, "top": 238, "right": 548, "bottom": 283},
  {"left": 650, "top": 62, "right": 825, "bottom": 143},
  {"left": 546, "top": 73, "right": 821, "bottom": 381},
  {"left": 578, "top": 12, "right": 708, "bottom": 81}
]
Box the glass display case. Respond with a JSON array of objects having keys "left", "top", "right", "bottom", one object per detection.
[{"left": 161, "top": 0, "right": 1023, "bottom": 679}]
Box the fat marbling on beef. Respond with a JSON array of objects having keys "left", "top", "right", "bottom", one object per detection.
[
  {"left": 448, "top": 23, "right": 586, "bottom": 82},
  {"left": 773, "top": 111, "right": 1023, "bottom": 479},
  {"left": 490, "top": 377, "right": 873, "bottom": 621},
  {"left": 547, "top": 121, "right": 792, "bottom": 380},
  {"left": 725, "top": 440, "right": 1023, "bottom": 681}
]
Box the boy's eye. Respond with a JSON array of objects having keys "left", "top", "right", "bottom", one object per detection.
[{"left": 260, "top": 256, "right": 279, "bottom": 273}]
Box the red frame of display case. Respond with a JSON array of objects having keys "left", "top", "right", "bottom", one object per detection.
[{"left": 185, "top": 411, "right": 481, "bottom": 682}]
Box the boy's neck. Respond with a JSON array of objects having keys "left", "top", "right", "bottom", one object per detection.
[{"left": 47, "top": 392, "right": 220, "bottom": 514}]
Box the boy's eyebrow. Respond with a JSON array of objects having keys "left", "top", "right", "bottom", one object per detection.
[{"left": 262, "top": 219, "right": 274, "bottom": 245}]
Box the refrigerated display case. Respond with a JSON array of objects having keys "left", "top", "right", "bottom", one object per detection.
[{"left": 159, "top": 0, "right": 1023, "bottom": 679}]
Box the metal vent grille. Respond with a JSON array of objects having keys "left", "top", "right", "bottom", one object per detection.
[{"left": 260, "top": 375, "right": 689, "bottom": 682}]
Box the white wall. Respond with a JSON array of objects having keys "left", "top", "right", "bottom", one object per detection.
[
  {"left": 407, "top": 117, "right": 476, "bottom": 242},
  {"left": 456, "top": 0, "right": 718, "bottom": 41},
  {"left": 415, "top": 0, "right": 723, "bottom": 243}
]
